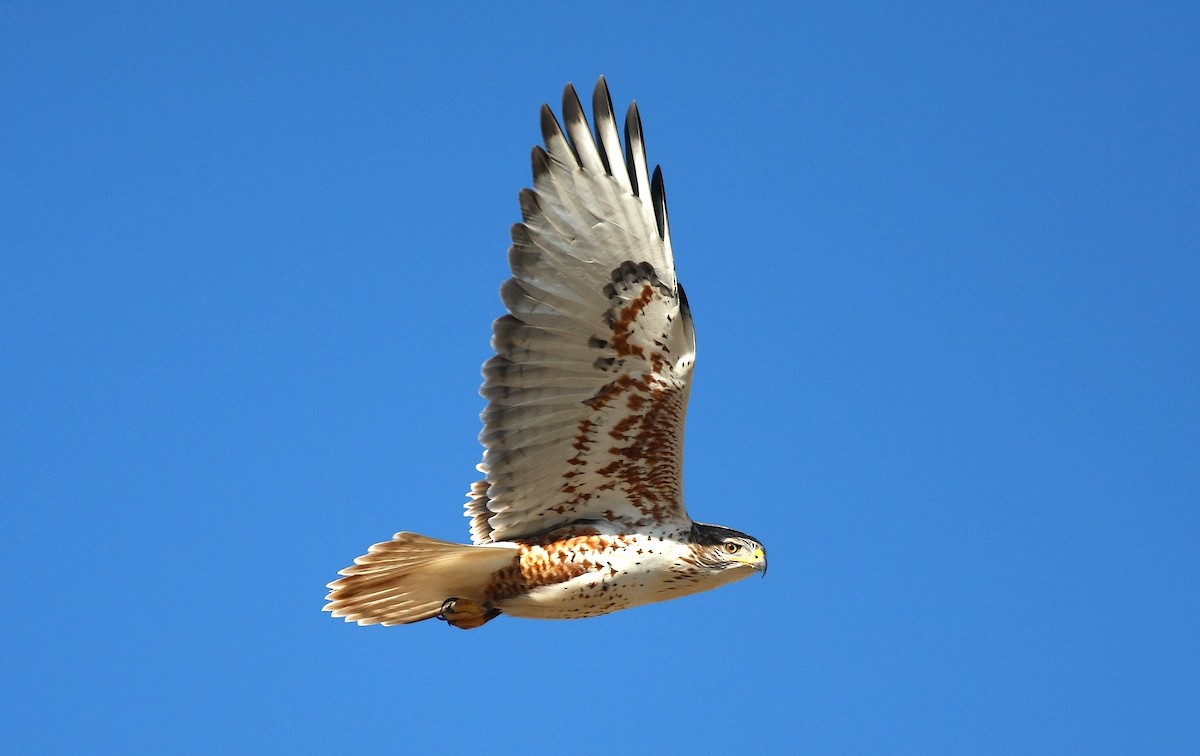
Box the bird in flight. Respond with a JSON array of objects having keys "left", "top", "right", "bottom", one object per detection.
[{"left": 324, "top": 78, "right": 766, "bottom": 629}]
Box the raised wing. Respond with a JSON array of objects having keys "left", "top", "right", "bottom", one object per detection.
[{"left": 466, "top": 77, "right": 697, "bottom": 545}]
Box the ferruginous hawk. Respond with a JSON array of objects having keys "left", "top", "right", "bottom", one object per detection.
[{"left": 324, "top": 78, "right": 766, "bottom": 630}]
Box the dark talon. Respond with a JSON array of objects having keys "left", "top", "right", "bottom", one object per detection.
[{"left": 436, "top": 597, "right": 459, "bottom": 621}]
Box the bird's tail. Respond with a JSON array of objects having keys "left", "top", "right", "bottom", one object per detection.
[{"left": 324, "top": 532, "right": 519, "bottom": 627}]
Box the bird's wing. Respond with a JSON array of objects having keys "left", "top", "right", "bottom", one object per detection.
[{"left": 466, "top": 77, "right": 697, "bottom": 544}]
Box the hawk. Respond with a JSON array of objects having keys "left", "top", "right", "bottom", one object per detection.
[{"left": 324, "top": 78, "right": 766, "bottom": 630}]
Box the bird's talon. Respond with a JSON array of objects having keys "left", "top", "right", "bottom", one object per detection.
[{"left": 436, "top": 597, "right": 460, "bottom": 622}]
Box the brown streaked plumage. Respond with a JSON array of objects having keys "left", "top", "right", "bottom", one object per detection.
[{"left": 324, "top": 78, "right": 766, "bottom": 630}]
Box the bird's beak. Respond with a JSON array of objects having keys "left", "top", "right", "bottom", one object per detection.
[
  {"left": 753, "top": 547, "right": 767, "bottom": 577},
  {"left": 732, "top": 547, "right": 768, "bottom": 576}
]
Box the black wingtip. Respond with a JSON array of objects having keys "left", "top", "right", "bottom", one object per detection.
[
  {"left": 624, "top": 101, "right": 647, "bottom": 198},
  {"left": 539, "top": 103, "right": 564, "bottom": 145},
  {"left": 593, "top": 77, "right": 614, "bottom": 115},
  {"left": 595, "top": 75, "right": 611, "bottom": 109},
  {"left": 651, "top": 165, "right": 669, "bottom": 240},
  {"left": 591, "top": 76, "right": 624, "bottom": 181},
  {"left": 562, "top": 82, "right": 583, "bottom": 115},
  {"left": 530, "top": 145, "right": 551, "bottom": 180}
]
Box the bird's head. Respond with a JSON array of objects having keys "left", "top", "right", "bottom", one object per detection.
[{"left": 690, "top": 522, "right": 767, "bottom": 579}]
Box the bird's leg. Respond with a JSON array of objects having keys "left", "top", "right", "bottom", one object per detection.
[{"left": 437, "top": 597, "right": 499, "bottom": 630}]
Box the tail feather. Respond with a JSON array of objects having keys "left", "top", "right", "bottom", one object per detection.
[{"left": 324, "top": 532, "right": 519, "bottom": 626}]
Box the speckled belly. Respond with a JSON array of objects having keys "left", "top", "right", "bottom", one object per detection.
[{"left": 485, "top": 533, "right": 703, "bottom": 619}]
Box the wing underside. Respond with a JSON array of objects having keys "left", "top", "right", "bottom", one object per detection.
[{"left": 467, "top": 78, "right": 697, "bottom": 545}]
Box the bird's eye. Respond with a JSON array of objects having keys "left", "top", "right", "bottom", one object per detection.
[{"left": 723, "top": 542, "right": 740, "bottom": 554}]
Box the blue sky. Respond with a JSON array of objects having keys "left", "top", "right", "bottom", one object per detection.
[{"left": 3, "top": 2, "right": 1197, "bottom": 753}]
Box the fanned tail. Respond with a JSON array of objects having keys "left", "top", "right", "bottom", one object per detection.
[{"left": 324, "top": 532, "right": 519, "bottom": 627}]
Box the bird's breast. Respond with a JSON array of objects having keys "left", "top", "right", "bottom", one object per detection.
[{"left": 488, "top": 533, "right": 713, "bottom": 619}]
